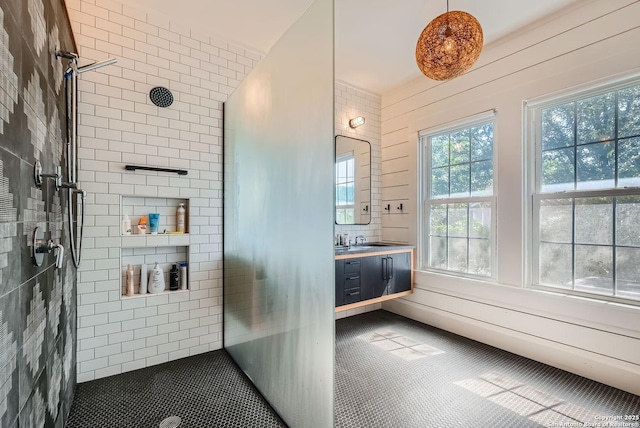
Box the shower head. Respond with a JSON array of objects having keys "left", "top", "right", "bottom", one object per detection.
[{"left": 77, "top": 58, "right": 117, "bottom": 74}]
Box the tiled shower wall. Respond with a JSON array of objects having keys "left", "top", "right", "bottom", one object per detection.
[
  {"left": 334, "top": 82, "right": 383, "bottom": 319},
  {"left": 66, "top": 0, "right": 262, "bottom": 382},
  {"left": 0, "top": 0, "right": 77, "bottom": 426},
  {"left": 334, "top": 81, "right": 382, "bottom": 243}
]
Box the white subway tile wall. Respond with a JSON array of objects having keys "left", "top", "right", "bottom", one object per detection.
[
  {"left": 67, "top": 0, "right": 262, "bottom": 382},
  {"left": 334, "top": 82, "right": 382, "bottom": 243}
]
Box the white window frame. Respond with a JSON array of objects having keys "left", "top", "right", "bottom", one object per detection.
[
  {"left": 418, "top": 112, "right": 497, "bottom": 280},
  {"left": 525, "top": 74, "right": 640, "bottom": 305}
]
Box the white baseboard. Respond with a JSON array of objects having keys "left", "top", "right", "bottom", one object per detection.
[{"left": 383, "top": 298, "right": 640, "bottom": 396}]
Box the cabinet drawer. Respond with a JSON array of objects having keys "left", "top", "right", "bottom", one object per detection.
[
  {"left": 343, "top": 275, "right": 360, "bottom": 289},
  {"left": 343, "top": 287, "right": 361, "bottom": 305},
  {"left": 344, "top": 259, "right": 361, "bottom": 275}
]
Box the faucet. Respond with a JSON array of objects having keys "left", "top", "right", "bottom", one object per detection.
[{"left": 355, "top": 235, "right": 367, "bottom": 246}]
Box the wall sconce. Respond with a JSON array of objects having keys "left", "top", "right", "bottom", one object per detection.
[{"left": 349, "top": 116, "right": 365, "bottom": 129}]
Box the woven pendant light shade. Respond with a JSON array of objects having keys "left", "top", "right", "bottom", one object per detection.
[{"left": 416, "top": 10, "right": 483, "bottom": 81}]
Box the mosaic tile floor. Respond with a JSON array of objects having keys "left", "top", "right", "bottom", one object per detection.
[
  {"left": 66, "top": 310, "right": 640, "bottom": 427},
  {"left": 335, "top": 310, "right": 640, "bottom": 428},
  {"left": 65, "top": 350, "right": 285, "bottom": 428}
]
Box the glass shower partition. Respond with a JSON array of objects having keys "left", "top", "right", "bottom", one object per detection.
[{"left": 223, "top": 0, "right": 335, "bottom": 426}]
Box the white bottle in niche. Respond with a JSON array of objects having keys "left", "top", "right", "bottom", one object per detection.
[
  {"left": 148, "top": 262, "right": 165, "bottom": 294},
  {"left": 123, "top": 214, "right": 132, "bottom": 235},
  {"left": 176, "top": 203, "right": 186, "bottom": 233},
  {"left": 140, "top": 264, "right": 148, "bottom": 294}
]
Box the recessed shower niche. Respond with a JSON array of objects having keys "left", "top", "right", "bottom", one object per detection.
[{"left": 119, "top": 195, "right": 192, "bottom": 298}]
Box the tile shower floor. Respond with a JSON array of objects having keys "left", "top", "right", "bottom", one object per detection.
[{"left": 67, "top": 310, "right": 640, "bottom": 427}]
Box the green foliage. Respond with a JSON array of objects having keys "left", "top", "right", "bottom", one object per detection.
[{"left": 541, "top": 84, "right": 640, "bottom": 191}]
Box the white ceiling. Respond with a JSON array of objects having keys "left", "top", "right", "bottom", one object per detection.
[{"left": 132, "top": 0, "right": 582, "bottom": 94}]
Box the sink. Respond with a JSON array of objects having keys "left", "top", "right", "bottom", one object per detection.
[{"left": 364, "top": 242, "right": 394, "bottom": 247}]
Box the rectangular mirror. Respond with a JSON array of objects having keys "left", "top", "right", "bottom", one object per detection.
[{"left": 336, "top": 135, "right": 371, "bottom": 225}]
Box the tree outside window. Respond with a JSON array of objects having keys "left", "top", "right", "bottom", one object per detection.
[
  {"left": 533, "top": 81, "right": 640, "bottom": 302},
  {"left": 421, "top": 119, "right": 496, "bottom": 278}
]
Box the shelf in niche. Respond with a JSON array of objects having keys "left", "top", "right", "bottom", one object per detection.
[
  {"left": 121, "top": 233, "right": 190, "bottom": 248},
  {"left": 121, "top": 195, "right": 190, "bottom": 236},
  {"left": 120, "top": 245, "right": 190, "bottom": 299},
  {"left": 122, "top": 289, "right": 189, "bottom": 299}
]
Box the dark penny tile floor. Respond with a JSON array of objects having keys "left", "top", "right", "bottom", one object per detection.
[{"left": 66, "top": 310, "right": 640, "bottom": 427}]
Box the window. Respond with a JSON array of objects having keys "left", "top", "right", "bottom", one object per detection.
[
  {"left": 530, "top": 79, "right": 640, "bottom": 302},
  {"left": 420, "top": 118, "right": 496, "bottom": 278},
  {"left": 336, "top": 154, "right": 355, "bottom": 224}
]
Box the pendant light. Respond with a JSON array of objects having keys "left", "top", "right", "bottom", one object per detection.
[{"left": 415, "top": 0, "right": 483, "bottom": 81}]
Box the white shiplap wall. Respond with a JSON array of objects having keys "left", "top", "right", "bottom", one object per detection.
[
  {"left": 380, "top": 0, "right": 640, "bottom": 395},
  {"left": 66, "top": 0, "right": 262, "bottom": 382}
]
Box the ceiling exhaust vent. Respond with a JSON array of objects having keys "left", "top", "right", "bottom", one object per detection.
[{"left": 150, "top": 86, "right": 174, "bottom": 108}]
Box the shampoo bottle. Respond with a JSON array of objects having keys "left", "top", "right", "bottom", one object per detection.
[
  {"left": 169, "top": 264, "right": 179, "bottom": 290},
  {"left": 125, "top": 264, "right": 134, "bottom": 296},
  {"left": 140, "top": 264, "right": 148, "bottom": 294},
  {"left": 149, "top": 262, "right": 165, "bottom": 294},
  {"left": 179, "top": 263, "right": 188, "bottom": 290}
]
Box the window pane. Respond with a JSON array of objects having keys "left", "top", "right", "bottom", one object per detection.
[
  {"left": 470, "top": 160, "right": 493, "bottom": 196},
  {"left": 616, "top": 247, "right": 640, "bottom": 300},
  {"left": 429, "top": 236, "right": 447, "bottom": 269},
  {"left": 542, "top": 102, "right": 575, "bottom": 150},
  {"left": 469, "top": 238, "right": 491, "bottom": 276},
  {"left": 540, "top": 199, "right": 573, "bottom": 243},
  {"left": 541, "top": 147, "right": 575, "bottom": 192},
  {"left": 449, "top": 130, "right": 470, "bottom": 165},
  {"left": 575, "top": 197, "right": 613, "bottom": 245},
  {"left": 469, "top": 202, "right": 491, "bottom": 238},
  {"left": 448, "top": 203, "right": 468, "bottom": 238},
  {"left": 539, "top": 243, "right": 572, "bottom": 287},
  {"left": 450, "top": 164, "right": 470, "bottom": 196},
  {"left": 576, "top": 142, "right": 615, "bottom": 190},
  {"left": 618, "top": 137, "right": 640, "bottom": 187},
  {"left": 448, "top": 237, "right": 468, "bottom": 272},
  {"left": 345, "top": 209, "right": 355, "bottom": 224},
  {"left": 430, "top": 204, "right": 447, "bottom": 236},
  {"left": 471, "top": 123, "right": 493, "bottom": 161},
  {"left": 618, "top": 85, "right": 640, "bottom": 139},
  {"left": 431, "top": 167, "right": 449, "bottom": 198},
  {"left": 336, "top": 209, "right": 345, "bottom": 224},
  {"left": 336, "top": 185, "right": 346, "bottom": 205},
  {"left": 577, "top": 92, "right": 615, "bottom": 144},
  {"left": 431, "top": 135, "right": 449, "bottom": 168},
  {"left": 336, "top": 161, "right": 346, "bottom": 183},
  {"left": 346, "top": 183, "right": 354, "bottom": 204},
  {"left": 575, "top": 245, "right": 613, "bottom": 296},
  {"left": 616, "top": 196, "right": 640, "bottom": 247},
  {"left": 346, "top": 158, "right": 354, "bottom": 180}
]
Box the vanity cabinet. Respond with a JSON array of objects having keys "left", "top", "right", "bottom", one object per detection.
[{"left": 335, "top": 249, "right": 413, "bottom": 309}]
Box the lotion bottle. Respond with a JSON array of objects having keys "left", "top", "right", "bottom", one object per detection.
[{"left": 149, "top": 262, "right": 165, "bottom": 294}]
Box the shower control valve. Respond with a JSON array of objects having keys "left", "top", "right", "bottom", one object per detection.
[
  {"left": 34, "top": 160, "right": 61, "bottom": 189},
  {"left": 31, "top": 226, "right": 64, "bottom": 268}
]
